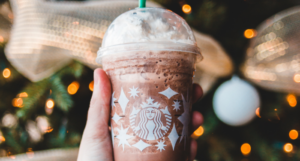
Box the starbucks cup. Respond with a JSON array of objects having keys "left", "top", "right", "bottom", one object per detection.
[{"left": 96, "top": 7, "right": 202, "bottom": 161}]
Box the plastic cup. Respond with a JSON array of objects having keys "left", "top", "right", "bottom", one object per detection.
[{"left": 96, "top": 7, "right": 202, "bottom": 161}]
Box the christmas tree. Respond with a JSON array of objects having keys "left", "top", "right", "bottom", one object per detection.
[{"left": 1, "top": 0, "right": 300, "bottom": 160}]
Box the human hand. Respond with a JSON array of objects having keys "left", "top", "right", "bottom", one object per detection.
[{"left": 77, "top": 68, "right": 204, "bottom": 161}]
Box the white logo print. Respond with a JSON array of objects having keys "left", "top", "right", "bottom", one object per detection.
[{"left": 130, "top": 97, "right": 172, "bottom": 141}]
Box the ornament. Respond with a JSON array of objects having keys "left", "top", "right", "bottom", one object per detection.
[
  {"left": 193, "top": 31, "right": 233, "bottom": 94},
  {"left": 213, "top": 76, "right": 260, "bottom": 126},
  {"left": 242, "top": 6, "right": 300, "bottom": 94},
  {"left": 5, "top": 0, "right": 160, "bottom": 82},
  {"left": 4, "top": 0, "right": 233, "bottom": 94}
]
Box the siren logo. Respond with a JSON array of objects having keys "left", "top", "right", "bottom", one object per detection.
[{"left": 130, "top": 97, "right": 172, "bottom": 140}]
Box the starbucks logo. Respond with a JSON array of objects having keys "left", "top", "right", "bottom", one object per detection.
[
  {"left": 112, "top": 86, "right": 188, "bottom": 152},
  {"left": 130, "top": 97, "right": 172, "bottom": 141}
]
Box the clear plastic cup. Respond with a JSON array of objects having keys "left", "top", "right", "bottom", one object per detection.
[{"left": 96, "top": 7, "right": 202, "bottom": 161}]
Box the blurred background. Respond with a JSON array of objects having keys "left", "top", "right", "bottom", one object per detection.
[{"left": 1, "top": 0, "right": 300, "bottom": 160}]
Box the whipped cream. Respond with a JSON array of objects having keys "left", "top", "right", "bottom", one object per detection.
[{"left": 102, "top": 8, "right": 196, "bottom": 47}]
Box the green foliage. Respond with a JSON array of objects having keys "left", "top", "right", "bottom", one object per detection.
[
  {"left": 50, "top": 77, "right": 73, "bottom": 112},
  {"left": 16, "top": 61, "right": 84, "bottom": 120},
  {"left": 16, "top": 79, "right": 49, "bottom": 119},
  {"left": 188, "top": 0, "right": 227, "bottom": 33}
]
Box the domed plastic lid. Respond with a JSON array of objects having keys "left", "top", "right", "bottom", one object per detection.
[{"left": 96, "top": 7, "right": 202, "bottom": 64}]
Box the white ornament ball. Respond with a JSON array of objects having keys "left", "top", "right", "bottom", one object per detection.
[{"left": 213, "top": 76, "right": 260, "bottom": 126}]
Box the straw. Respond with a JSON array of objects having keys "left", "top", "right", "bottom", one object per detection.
[{"left": 139, "top": 0, "right": 146, "bottom": 8}]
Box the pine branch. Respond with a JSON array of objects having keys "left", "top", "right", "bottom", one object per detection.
[
  {"left": 3, "top": 130, "right": 23, "bottom": 153},
  {"left": 208, "top": 136, "right": 235, "bottom": 161},
  {"left": 16, "top": 79, "right": 49, "bottom": 119},
  {"left": 56, "top": 61, "right": 84, "bottom": 79},
  {"left": 245, "top": 126, "right": 282, "bottom": 161},
  {"left": 50, "top": 76, "right": 73, "bottom": 112}
]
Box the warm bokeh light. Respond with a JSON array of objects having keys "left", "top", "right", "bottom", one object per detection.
[
  {"left": 241, "top": 143, "right": 251, "bottom": 156},
  {"left": 256, "top": 107, "right": 261, "bottom": 118},
  {"left": 289, "top": 129, "right": 298, "bottom": 140},
  {"left": 89, "top": 81, "right": 94, "bottom": 91},
  {"left": 12, "top": 98, "right": 23, "bottom": 108},
  {"left": 46, "top": 99, "right": 55, "bottom": 109},
  {"left": 68, "top": 81, "right": 80, "bottom": 95},
  {"left": 2, "top": 68, "right": 11, "bottom": 78},
  {"left": 0, "top": 136, "right": 5, "bottom": 143},
  {"left": 0, "top": 36, "right": 3, "bottom": 43},
  {"left": 182, "top": 4, "right": 192, "bottom": 14},
  {"left": 294, "top": 74, "right": 300, "bottom": 83},
  {"left": 244, "top": 29, "right": 257, "bottom": 39},
  {"left": 18, "top": 92, "right": 28, "bottom": 98},
  {"left": 191, "top": 126, "right": 204, "bottom": 139},
  {"left": 45, "top": 127, "right": 53, "bottom": 133},
  {"left": 284, "top": 143, "right": 293, "bottom": 153},
  {"left": 287, "top": 94, "right": 297, "bottom": 107}
]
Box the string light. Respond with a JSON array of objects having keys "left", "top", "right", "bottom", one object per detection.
[
  {"left": 256, "top": 107, "right": 261, "bottom": 118},
  {"left": 244, "top": 29, "right": 257, "bottom": 39},
  {"left": 2, "top": 68, "right": 11, "bottom": 78},
  {"left": 68, "top": 81, "right": 80, "bottom": 95},
  {"left": 293, "top": 74, "right": 300, "bottom": 83},
  {"left": 46, "top": 99, "right": 55, "bottom": 109},
  {"left": 182, "top": 4, "right": 192, "bottom": 14},
  {"left": 12, "top": 98, "right": 23, "bottom": 108},
  {"left": 283, "top": 143, "right": 293, "bottom": 153},
  {"left": 287, "top": 94, "right": 297, "bottom": 107},
  {"left": 241, "top": 143, "right": 251, "bottom": 156},
  {"left": 89, "top": 81, "right": 94, "bottom": 91},
  {"left": 289, "top": 129, "right": 298, "bottom": 140},
  {"left": 44, "top": 127, "right": 54, "bottom": 133},
  {"left": 18, "top": 92, "right": 28, "bottom": 98},
  {"left": 0, "top": 136, "right": 5, "bottom": 143},
  {"left": 191, "top": 126, "right": 204, "bottom": 139}
]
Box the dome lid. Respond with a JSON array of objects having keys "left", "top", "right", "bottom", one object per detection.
[{"left": 97, "top": 7, "right": 201, "bottom": 64}]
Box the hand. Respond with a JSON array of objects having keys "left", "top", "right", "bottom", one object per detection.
[{"left": 77, "top": 68, "right": 204, "bottom": 161}]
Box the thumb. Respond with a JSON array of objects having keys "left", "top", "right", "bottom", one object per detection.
[
  {"left": 86, "top": 68, "right": 111, "bottom": 133},
  {"left": 77, "top": 68, "right": 113, "bottom": 161}
]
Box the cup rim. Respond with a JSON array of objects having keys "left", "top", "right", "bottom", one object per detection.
[{"left": 96, "top": 41, "right": 202, "bottom": 65}]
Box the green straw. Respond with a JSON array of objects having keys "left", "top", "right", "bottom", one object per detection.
[{"left": 139, "top": 0, "right": 146, "bottom": 8}]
